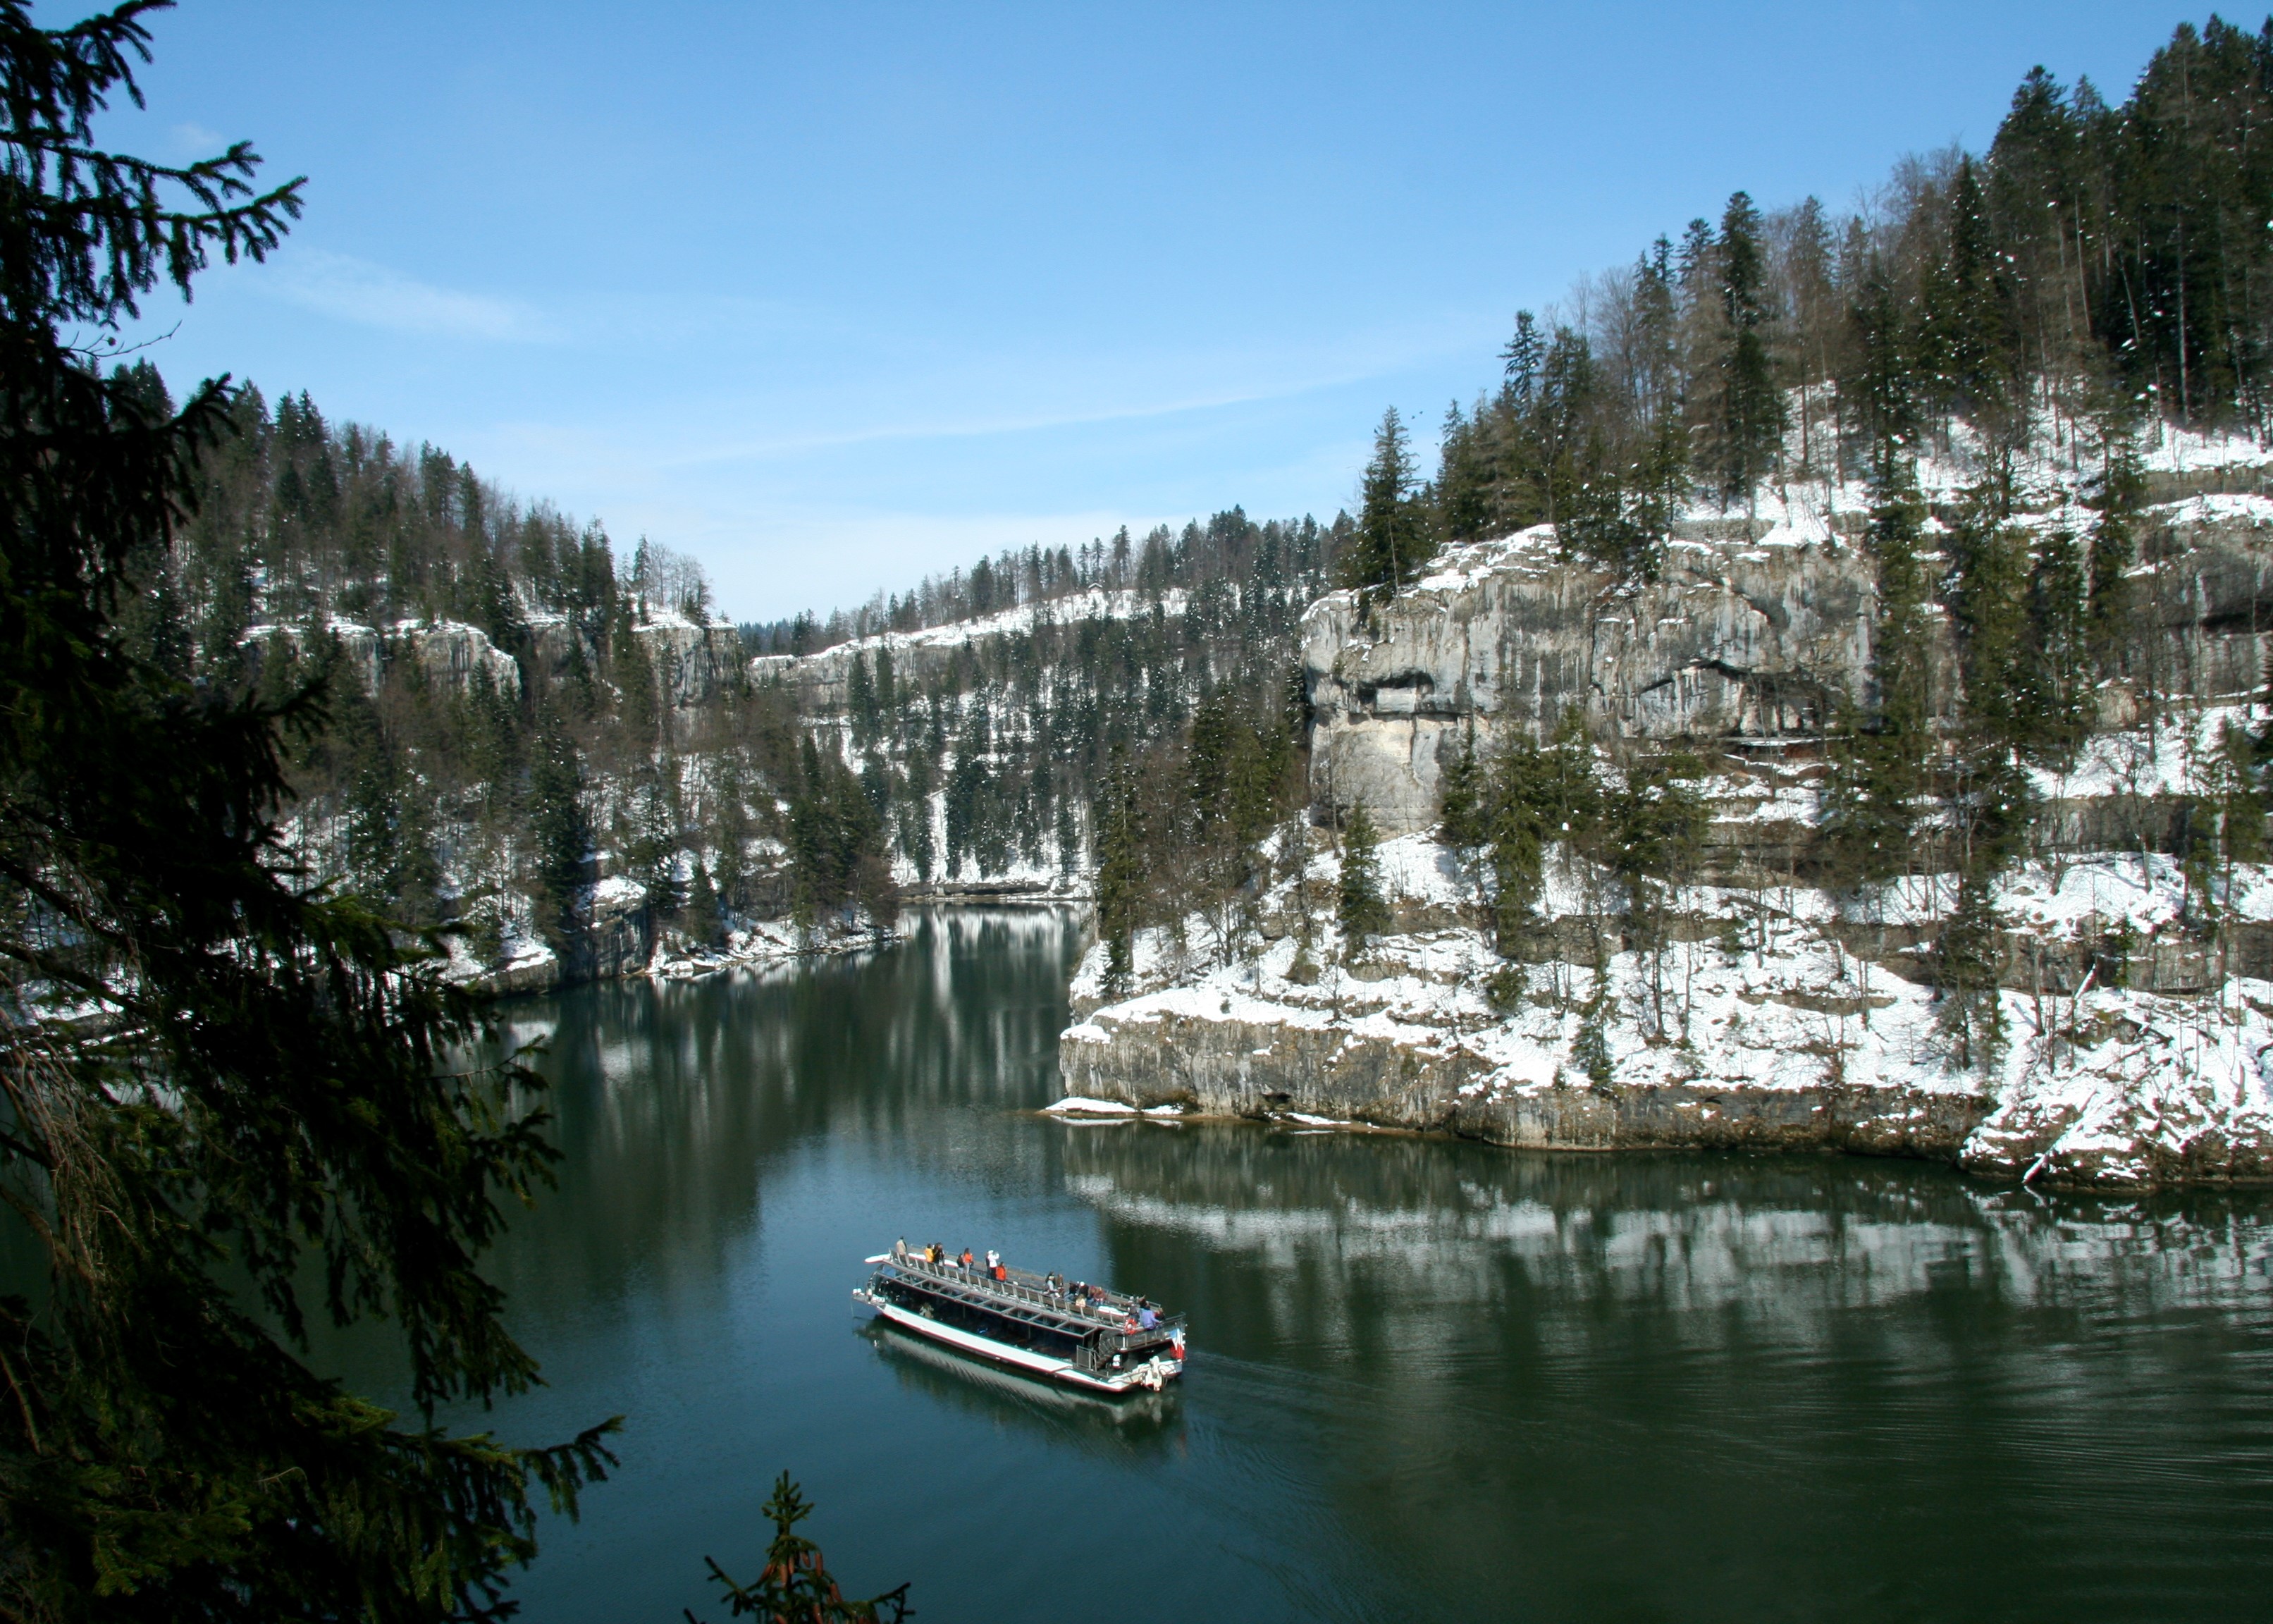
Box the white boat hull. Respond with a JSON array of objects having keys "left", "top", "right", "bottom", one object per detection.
[{"left": 854, "top": 1289, "right": 1181, "bottom": 1395}]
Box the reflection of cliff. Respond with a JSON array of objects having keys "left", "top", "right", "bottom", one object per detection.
[
  {"left": 1061, "top": 1121, "right": 2273, "bottom": 1360},
  {"left": 480, "top": 909, "right": 1087, "bottom": 1320},
  {"left": 1057, "top": 1120, "right": 2273, "bottom": 1620}
]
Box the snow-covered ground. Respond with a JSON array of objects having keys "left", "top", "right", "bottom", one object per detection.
[{"left": 1065, "top": 828, "right": 2273, "bottom": 1186}]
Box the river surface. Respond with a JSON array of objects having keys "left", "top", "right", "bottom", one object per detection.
[{"left": 438, "top": 909, "right": 2273, "bottom": 1622}]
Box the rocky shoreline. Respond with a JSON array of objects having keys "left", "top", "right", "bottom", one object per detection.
[{"left": 1055, "top": 832, "right": 2273, "bottom": 1190}]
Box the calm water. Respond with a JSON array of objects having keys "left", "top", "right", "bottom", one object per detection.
[{"left": 427, "top": 909, "right": 2273, "bottom": 1622}]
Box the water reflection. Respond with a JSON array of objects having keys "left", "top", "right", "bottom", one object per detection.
[
  {"left": 455, "top": 906, "right": 2273, "bottom": 1623},
  {"left": 857, "top": 1322, "right": 1182, "bottom": 1456},
  {"left": 484, "top": 909, "right": 1086, "bottom": 1328},
  {"left": 1054, "top": 1122, "right": 2273, "bottom": 1621},
  {"left": 1063, "top": 1124, "right": 2273, "bottom": 1343}
]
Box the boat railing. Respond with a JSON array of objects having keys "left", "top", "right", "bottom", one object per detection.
[{"left": 883, "top": 1253, "right": 1182, "bottom": 1347}]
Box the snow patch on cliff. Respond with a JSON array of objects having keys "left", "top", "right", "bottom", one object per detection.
[{"left": 1065, "top": 830, "right": 2273, "bottom": 1185}]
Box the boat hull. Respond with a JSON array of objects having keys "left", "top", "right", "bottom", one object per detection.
[{"left": 854, "top": 1289, "right": 1181, "bottom": 1395}]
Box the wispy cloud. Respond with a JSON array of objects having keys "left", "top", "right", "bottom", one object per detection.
[
  {"left": 266, "top": 250, "right": 554, "bottom": 343},
  {"left": 167, "top": 121, "right": 227, "bottom": 159},
  {"left": 639, "top": 316, "right": 1486, "bottom": 470}
]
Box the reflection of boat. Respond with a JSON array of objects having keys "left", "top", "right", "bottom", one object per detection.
[
  {"left": 851, "top": 1247, "right": 1185, "bottom": 1394},
  {"left": 860, "top": 1319, "right": 1177, "bottom": 1430}
]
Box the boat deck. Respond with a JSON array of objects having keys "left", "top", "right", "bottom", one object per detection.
[{"left": 880, "top": 1253, "right": 1183, "bottom": 1348}]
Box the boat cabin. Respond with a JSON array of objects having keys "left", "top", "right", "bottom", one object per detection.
[{"left": 868, "top": 1253, "right": 1185, "bottom": 1378}]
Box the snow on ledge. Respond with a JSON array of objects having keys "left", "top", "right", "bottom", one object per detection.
[{"left": 1045, "top": 1095, "right": 1138, "bottom": 1116}]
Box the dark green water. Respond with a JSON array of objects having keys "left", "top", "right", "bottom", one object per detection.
[{"left": 449, "top": 909, "right": 2273, "bottom": 1623}]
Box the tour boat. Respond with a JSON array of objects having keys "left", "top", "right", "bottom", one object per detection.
[{"left": 852, "top": 1246, "right": 1187, "bottom": 1394}]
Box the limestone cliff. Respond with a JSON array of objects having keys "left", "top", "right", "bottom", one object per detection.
[
  {"left": 1065, "top": 478, "right": 2273, "bottom": 1188},
  {"left": 1057, "top": 830, "right": 2273, "bottom": 1188},
  {"left": 1309, "top": 496, "right": 2273, "bottom": 835}
]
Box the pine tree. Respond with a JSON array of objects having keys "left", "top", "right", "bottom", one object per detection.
[
  {"left": 2020, "top": 522, "right": 2093, "bottom": 769},
  {"left": 1338, "top": 407, "right": 1431, "bottom": 600},
  {"left": 846, "top": 650, "right": 877, "bottom": 749},
  {"left": 1095, "top": 758, "right": 1147, "bottom": 988},
  {"left": 1572, "top": 937, "right": 1615, "bottom": 1088},
  {"left": 2086, "top": 426, "right": 2144, "bottom": 679},
  {"left": 1919, "top": 156, "right": 2014, "bottom": 429},
  {"left": 1935, "top": 870, "right": 2007, "bottom": 1070},
  {"left": 689, "top": 1473, "right": 910, "bottom": 1624},
  {"left": 1821, "top": 460, "right": 1933, "bottom": 887},
  {"left": 1704, "top": 191, "right": 1785, "bottom": 508},
  {"left": 682, "top": 855, "right": 727, "bottom": 951},
  {"left": 1436, "top": 727, "right": 1485, "bottom": 845},
  {"left": 1336, "top": 800, "right": 1392, "bottom": 953},
  {"left": 1947, "top": 483, "right": 2032, "bottom": 755},
  {"left": 1433, "top": 399, "right": 1495, "bottom": 543},
  {"left": 0, "top": 8, "right": 616, "bottom": 1616},
  {"left": 1842, "top": 260, "right": 1920, "bottom": 479}
]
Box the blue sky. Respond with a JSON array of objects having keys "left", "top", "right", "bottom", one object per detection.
[{"left": 98, "top": 1, "right": 2211, "bottom": 621}]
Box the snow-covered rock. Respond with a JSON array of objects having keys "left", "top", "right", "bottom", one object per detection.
[
  {"left": 1059, "top": 832, "right": 2273, "bottom": 1188},
  {"left": 1306, "top": 527, "right": 1878, "bottom": 833}
]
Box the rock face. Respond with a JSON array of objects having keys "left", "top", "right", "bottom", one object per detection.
[
  {"left": 1060, "top": 1009, "right": 1989, "bottom": 1157},
  {"left": 246, "top": 618, "right": 522, "bottom": 699},
  {"left": 1056, "top": 817, "right": 2273, "bottom": 1189},
  {"left": 407, "top": 620, "right": 522, "bottom": 699},
  {"left": 750, "top": 588, "right": 1183, "bottom": 715},
  {"left": 259, "top": 610, "right": 747, "bottom": 728},
  {"left": 634, "top": 620, "right": 746, "bottom": 711},
  {"left": 1307, "top": 504, "right": 2273, "bottom": 835},
  {"left": 1305, "top": 528, "right": 1883, "bottom": 834}
]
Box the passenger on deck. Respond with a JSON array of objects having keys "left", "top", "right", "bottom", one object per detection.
[
  {"left": 985, "top": 1249, "right": 1000, "bottom": 1272},
  {"left": 959, "top": 1248, "right": 973, "bottom": 1271},
  {"left": 1138, "top": 1304, "right": 1159, "bottom": 1330},
  {"left": 893, "top": 1238, "right": 907, "bottom": 1261}
]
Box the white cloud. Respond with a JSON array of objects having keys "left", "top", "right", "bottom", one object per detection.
[
  {"left": 168, "top": 122, "right": 227, "bottom": 158},
  {"left": 264, "top": 250, "right": 553, "bottom": 343}
]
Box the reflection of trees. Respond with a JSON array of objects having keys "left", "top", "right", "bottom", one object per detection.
[
  {"left": 1069, "top": 1126, "right": 2273, "bottom": 1363},
  {"left": 1064, "top": 1126, "right": 2273, "bottom": 1620},
  {"left": 482, "top": 909, "right": 1087, "bottom": 1323}
]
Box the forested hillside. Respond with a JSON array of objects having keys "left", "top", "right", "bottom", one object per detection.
[
  {"left": 1390, "top": 13, "right": 2273, "bottom": 589},
  {"left": 110, "top": 363, "right": 1345, "bottom": 983},
  {"left": 1059, "top": 18, "right": 2273, "bottom": 1189},
  {"left": 1079, "top": 17, "right": 2273, "bottom": 968},
  {"left": 107, "top": 16, "right": 2273, "bottom": 1001}
]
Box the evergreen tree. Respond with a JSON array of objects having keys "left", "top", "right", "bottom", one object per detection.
[
  {"left": 2020, "top": 521, "right": 2093, "bottom": 770},
  {"left": 1433, "top": 398, "right": 1494, "bottom": 543},
  {"left": 527, "top": 721, "right": 591, "bottom": 950},
  {"left": 2086, "top": 426, "right": 2145, "bottom": 679},
  {"left": 846, "top": 650, "right": 877, "bottom": 749},
  {"left": 1821, "top": 460, "right": 1933, "bottom": 886},
  {"left": 1703, "top": 191, "right": 1785, "bottom": 508},
  {"left": 1918, "top": 156, "right": 2015, "bottom": 431},
  {"left": 1946, "top": 481, "right": 2033, "bottom": 756},
  {"left": 1338, "top": 407, "right": 1431, "bottom": 600},
  {"left": 689, "top": 1473, "right": 910, "bottom": 1624},
  {"left": 0, "top": 8, "right": 615, "bottom": 1616},
  {"left": 681, "top": 854, "right": 727, "bottom": 951},
  {"left": 1094, "top": 758, "right": 1147, "bottom": 988},
  {"left": 1572, "top": 938, "right": 1615, "bottom": 1088},
  {"left": 1841, "top": 261, "right": 1918, "bottom": 472},
  {"left": 1935, "top": 870, "right": 2007, "bottom": 1070},
  {"left": 1336, "top": 800, "right": 1391, "bottom": 952}
]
